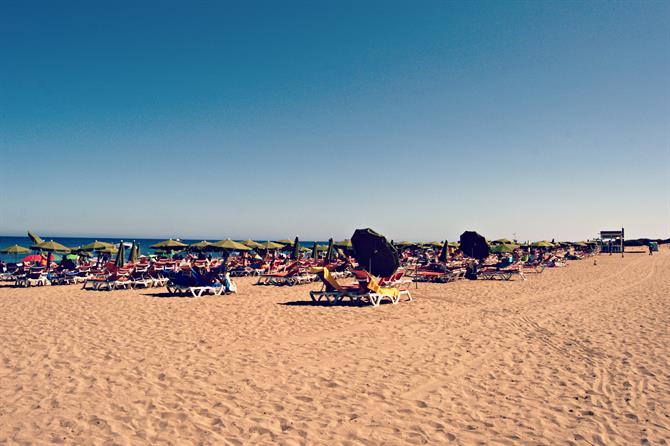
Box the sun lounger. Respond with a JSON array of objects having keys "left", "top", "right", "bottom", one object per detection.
[
  {"left": 166, "top": 268, "right": 228, "bottom": 297},
  {"left": 309, "top": 267, "right": 369, "bottom": 305},
  {"left": 478, "top": 265, "right": 526, "bottom": 281},
  {"left": 413, "top": 268, "right": 466, "bottom": 283},
  {"left": 15, "top": 267, "right": 50, "bottom": 287}
]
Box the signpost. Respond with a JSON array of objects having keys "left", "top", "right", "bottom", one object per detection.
[{"left": 600, "top": 228, "right": 624, "bottom": 257}]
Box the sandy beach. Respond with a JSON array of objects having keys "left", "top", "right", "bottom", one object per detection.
[{"left": 1, "top": 249, "right": 668, "bottom": 445}]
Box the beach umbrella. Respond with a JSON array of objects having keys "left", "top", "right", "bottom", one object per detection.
[
  {"left": 257, "top": 241, "right": 284, "bottom": 250},
  {"left": 23, "top": 254, "right": 46, "bottom": 264},
  {"left": 334, "top": 239, "right": 352, "bottom": 249},
  {"left": 241, "top": 239, "right": 263, "bottom": 249},
  {"left": 351, "top": 228, "right": 400, "bottom": 277},
  {"left": 292, "top": 237, "right": 300, "bottom": 260},
  {"left": 325, "top": 238, "right": 334, "bottom": 261},
  {"left": 459, "top": 231, "right": 489, "bottom": 260},
  {"left": 80, "top": 240, "right": 115, "bottom": 252},
  {"left": 150, "top": 239, "right": 187, "bottom": 251},
  {"left": 32, "top": 240, "right": 71, "bottom": 253},
  {"left": 211, "top": 239, "right": 252, "bottom": 252},
  {"left": 438, "top": 240, "right": 449, "bottom": 262},
  {"left": 425, "top": 241, "right": 443, "bottom": 248},
  {"left": 274, "top": 239, "right": 293, "bottom": 246},
  {"left": 27, "top": 230, "right": 44, "bottom": 245},
  {"left": 395, "top": 241, "right": 414, "bottom": 248},
  {"left": 1, "top": 244, "right": 31, "bottom": 254},
  {"left": 1, "top": 244, "right": 31, "bottom": 262},
  {"left": 531, "top": 241, "right": 553, "bottom": 248},
  {"left": 493, "top": 238, "right": 512, "bottom": 245},
  {"left": 311, "top": 242, "right": 318, "bottom": 259},
  {"left": 189, "top": 240, "right": 214, "bottom": 251},
  {"left": 32, "top": 240, "right": 69, "bottom": 272},
  {"left": 490, "top": 244, "right": 516, "bottom": 254},
  {"left": 115, "top": 242, "right": 125, "bottom": 267}
]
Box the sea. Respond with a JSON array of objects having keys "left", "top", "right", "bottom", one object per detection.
[{"left": 0, "top": 235, "right": 327, "bottom": 263}]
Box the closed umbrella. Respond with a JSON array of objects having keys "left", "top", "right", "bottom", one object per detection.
[
  {"left": 311, "top": 242, "right": 318, "bottom": 259},
  {"left": 128, "top": 241, "right": 139, "bottom": 263},
  {"left": 115, "top": 242, "right": 125, "bottom": 267},
  {"left": 351, "top": 228, "right": 399, "bottom": 277},
  {"left": 292, "top": 237, "right": 300, "bottom": 260},
  {"left": 438, "top": 240, "right": 449, "bottom": 262},
  {"left": 459, "top": 231, "right": 489, "bottom": 260},
  {"left": 325, "top": 238, "right": 334, "bottom": 261},
  {"left": 27, "top": 231, "right": 44, "bottom": 245}
]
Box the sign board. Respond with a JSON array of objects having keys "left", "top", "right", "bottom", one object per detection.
[{"left": 600, "top": 228, "right": 625, "bottom": 257}]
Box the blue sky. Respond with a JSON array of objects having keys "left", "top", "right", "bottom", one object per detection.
[{"left": 1, "top": 1, "right": 668, "bottom": 241}]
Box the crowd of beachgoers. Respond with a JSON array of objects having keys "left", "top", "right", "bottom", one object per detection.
[{"left": 0, "top": 230, "right": 604, "bottom": 305}]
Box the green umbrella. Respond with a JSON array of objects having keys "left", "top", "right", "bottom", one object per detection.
[
  {"left": 128, "top": 241, "right": 139, "bottom": 263},
  {"left": 241, "top": 239, "right": 263, "bottom": 249},
  {"left": 80, "top": 240, "right": 115, "bottom": 252},
  {"left": 115, "top": 242, "right": 125, "bottom": 267},
  {"left": 334, "top": 239, "right": 352, "bottom": 250},
  {"left": 32, "top": 240, "right": 71, "bottom": 253},
  {"left": 490, "top": 244, "right": 517, "bottom": 253},
  {"left": 150, "top": 239, "right": 187, "bottom": 251},
  {"left": 292, "top": 237, "right": 300, "bottom": 260},
  {"left": 189, "top": 240, "right": 214, "bottom": 251},
  {"left": 257, "top": 241, "right": 284, "bottom": 250},
  {"left": 27, "top": 230, "right": 44, "bottom": 245},
  {"left": 32, "top": 240, "right": 69, "bottom": 272},
  {"left": 493, "top": 238, "right": 512, "bottom": 245},
  {"left": 1, "top": 244, "right": 31, "bottom": 263},
  {"left": 211, "top": 239, "right": 252, "bottom": 251},
  {"left": 1, "top": 244, "right": 31, "bottom": 254},
  {"left": 325, "top": 238, "right": 334, "bottom": 261}
]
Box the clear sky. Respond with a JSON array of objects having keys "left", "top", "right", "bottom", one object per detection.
[{"left": 1, "top": 0, "right": 668, "bottom": 242}]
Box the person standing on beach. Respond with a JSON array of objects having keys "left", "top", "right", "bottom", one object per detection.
[{"left": 648, "top": 244, "right": 653, "bottom": 256}]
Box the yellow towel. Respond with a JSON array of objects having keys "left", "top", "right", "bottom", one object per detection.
[{"left": 366, "top": 274, "right": 399, "bottom": 298}]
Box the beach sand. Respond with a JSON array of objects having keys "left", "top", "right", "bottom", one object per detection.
[{"left": 1, "top": 249, "right": 668, "bottom": 445}]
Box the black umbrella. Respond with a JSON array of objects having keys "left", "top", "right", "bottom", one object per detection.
[
  {"left": 292, "top": 237, "right": 300, "bottom": 260},
  {"left": 351, "top": 228, "right": 399, "bottom": 277},
  {"left": 438, "top": 240, "right": 449, "bottom": 262},
  {"left": 311, "top": 242, "right": 318, "bottom": 259},
  {"left": 459, "top": 231, "right": 489, "bottom": 260},
  {"left": 325, "top": 238, "right": 334, "bottom": 261}
]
